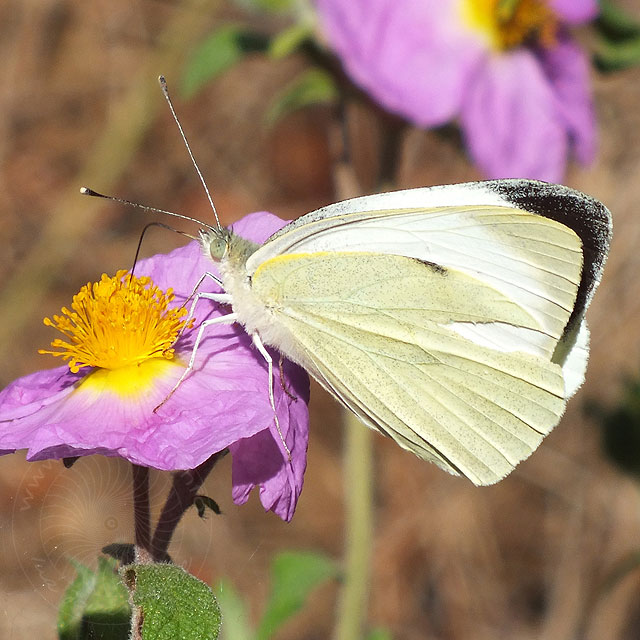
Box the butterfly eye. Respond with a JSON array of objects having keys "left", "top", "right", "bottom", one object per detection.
[
  {"left": 212, "top": 238, "right": 226, "bottom": 259},
  {"left": 201, "top": 232, "right": 229, "bottom": 261}
]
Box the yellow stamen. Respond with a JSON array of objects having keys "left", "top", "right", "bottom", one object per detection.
[
  {"left": 463, "top": 0, "right": 558, "bottom": 50},
  {"left": 40, "top": 270, "right": 191, "bottom": 373}
]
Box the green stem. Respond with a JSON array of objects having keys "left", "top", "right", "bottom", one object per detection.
[
  {"left": 329, "top": 99, "right": 375, "bottom": 640},
  {"left": 334, "top": 411, "right": 374, "bottom": 640}
]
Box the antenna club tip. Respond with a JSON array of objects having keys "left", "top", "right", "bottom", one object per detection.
[
  {"left": 159, "top": 75, "right": 167, "bottom": 87},
  {"left": 80, "top": 187, "right": 103, "bottom": 198}
]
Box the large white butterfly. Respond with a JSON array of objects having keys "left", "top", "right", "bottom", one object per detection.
[{"left": 186, "top": 179, "right": 611, "bottom": 486}]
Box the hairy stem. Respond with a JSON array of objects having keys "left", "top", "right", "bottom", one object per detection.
[
  {"left": 150, "top": 449, "right": 228, "bottom": 560},
  {"left": 132, "top": 464, "right": 151, "bottom": 553}
]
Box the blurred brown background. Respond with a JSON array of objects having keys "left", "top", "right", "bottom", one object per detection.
[{"left": 1, "top": 1, "right": 640, "bottom": 638}]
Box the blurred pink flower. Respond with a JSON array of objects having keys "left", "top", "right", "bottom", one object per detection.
[
  {"left": 0, "top": 212, "right": 309, "bottom": 521},
  {"left": 315, "top": 0, "right": 598, "bottom": 181}
]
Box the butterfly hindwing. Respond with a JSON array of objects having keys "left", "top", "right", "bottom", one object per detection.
[{"left": 250, "top": 243, "right": 578, "bottom": 484}]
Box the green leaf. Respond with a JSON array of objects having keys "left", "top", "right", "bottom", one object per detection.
[
  {"left": 181, "top": 26, "right": 269, "bottom": 99},
  {"left": 58, "top": 557, "right": 131, "bottom": 640},
  {"left": 234, "top": 0, "right": 295, "bottom": 13},
  {"left": 215, "top": 579, "right": 254, "bottom": 640},
  {"left": 268, "top": 23, "right": 313, "bottom": 59},
  {"left": 125, "top": 563, "right": 221, "bottom": 640},
  {"left": 366, "top": 629, "right": 394, "bottom": 640},
  {"left": 58, "top": 562, "right": 96, "bottom": 639},
  {"left": 591, "top": 372, "right": 640, "bottom": 477},
  {"left": 266, "top": 68, "right": 338, "bottom": 125},
  {"left": 595, "top": 34, "right": 640, "bottom": 71},
  {"left": 256, "top": 551, "right": 338, "bottom": 640},
  {"left": 597, "top": 0, "right": 640, "bottom": 41}
]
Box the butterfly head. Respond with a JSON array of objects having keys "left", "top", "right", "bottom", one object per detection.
[{"left": 199, "top": 227, "right": 260, "bottom": 268}]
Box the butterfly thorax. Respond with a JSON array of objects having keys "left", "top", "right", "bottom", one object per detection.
[
  {"left": 201, "top": 228, "right": 305, "bottom": 364},
  {"left": 200, "top": 228, "right": 262, "bottom": 331},
  {"left": 200, "top": 227, "right": 272, "bottom": 328}
]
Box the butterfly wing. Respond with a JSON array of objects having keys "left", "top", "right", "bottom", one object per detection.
[{"left": 235, "top": 180, "right": 611, "bottom": 483}]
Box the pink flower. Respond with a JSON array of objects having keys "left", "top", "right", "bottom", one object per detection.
[
  {"left": 0, "top": 212, "right": 310, "bottom": 521},
  {"left": 315, "top": 0, "right": 598, "bottom": 181}
]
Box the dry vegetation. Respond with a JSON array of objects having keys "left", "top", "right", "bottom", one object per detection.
[{"left": 1, "top": 1, "right": 640, "bottom": 638}]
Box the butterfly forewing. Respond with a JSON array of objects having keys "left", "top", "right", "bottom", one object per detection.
[{"left": 249, "top": 205, "right": 583, "bottom": 355}]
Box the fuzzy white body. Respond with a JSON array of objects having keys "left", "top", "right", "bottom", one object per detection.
[{"left": 203, "top": 230, "right": 311, "bottom": 369}]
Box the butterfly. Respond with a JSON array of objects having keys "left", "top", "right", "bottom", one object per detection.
[
  {"left": 186, "top": 178, "right": 611, "bottom": 486},
  {"left": 82, "top": 79, "right": 611, "bottom": 485}
]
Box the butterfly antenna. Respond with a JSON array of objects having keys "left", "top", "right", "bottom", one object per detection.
[
  {"left": 158, "top": 75, "right": 222, "bottom": 230},
  {"left": 130, "top": 221, "right": 196, "bottom": 276},
  {"left": 79, "top": 187, "right": 214, "bottom": 229}
]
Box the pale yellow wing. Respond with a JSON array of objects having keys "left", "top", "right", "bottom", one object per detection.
[{"left": 250, "top": 217, "right": 582, "bottom": 484}]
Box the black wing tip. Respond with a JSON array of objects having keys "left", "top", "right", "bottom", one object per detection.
[
  {"left": 484, "top": 179, "right": 612, "bottom": 230},
  {"left": 483, "top": 178, "right": 612, "bottom": 337}
]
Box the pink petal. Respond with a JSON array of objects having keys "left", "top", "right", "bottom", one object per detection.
[
  {"left": 230, "top": 358, "right": 309, "bottom": 521},
  {"left": 550, "top": 0, "right": 599, "bottom": 24},
  {"left": 460, "top": 50, "right": 568, "bottom": 181},
  {"left": 315, "top": 0, "right": 485, "bottom": 125},
  {"left": 0, "top": 211, "right": 311, "bottom": 521},
  {"left": 539, "top": 38, "right": 596, "bottom": 165},
  {"left": 0, "top": 328, "right": 288, "bottom": 470}
]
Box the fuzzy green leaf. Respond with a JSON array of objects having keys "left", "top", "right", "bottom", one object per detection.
[
  {"left": 126, "top": 563, "right": 221, "bottom": 640},
  {"left": 58, "top": 557, "right": 130, "bottom": 640}
]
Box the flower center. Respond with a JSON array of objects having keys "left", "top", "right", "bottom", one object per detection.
[
  {"left": 463, "top": 0, "right": 558, "bottom": 50},
  {"left": 40, "top": 270, "right": 191, "bottom": 373}
]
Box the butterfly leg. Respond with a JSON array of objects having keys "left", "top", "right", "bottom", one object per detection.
[
  {"left": 185, "top": 271, "right": 224, "bottom": 301},
  {"left": 154, "top": 311, "right": 238, "bottom": 411},
  {"left": 252, "top": 332, "right": 292, "bottom": 460},
  {"left": 176, "top": 272, "right": 231, "bottom": 342},
  {"left": 179, "top": 291, "right": 232, "bottom": 340},
  {"left": 279, "top": 356, "right": 297, "bottom": 401}
]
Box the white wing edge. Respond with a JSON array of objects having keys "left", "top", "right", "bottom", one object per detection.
[
  {"left": 267, "top": 180, "right": 523, "bottom": 237},
  {"left": 554, "top": 317, "right": 590, "bottom": 398}
]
